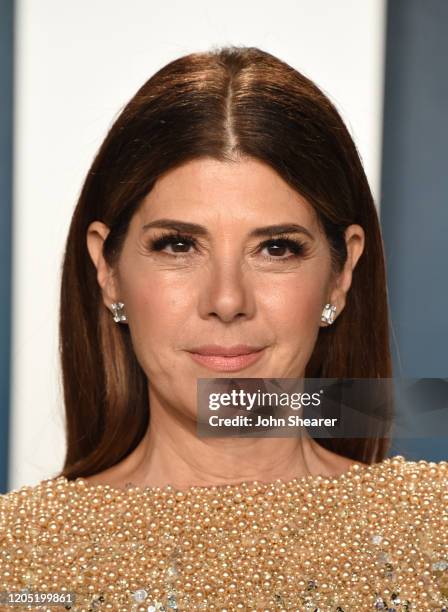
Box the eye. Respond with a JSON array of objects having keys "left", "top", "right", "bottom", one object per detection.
[
  {"left": 259, "top": 237, "right": 307, "bottom": 260},
  {"left": 148, "top": 232, "right": 197, "bottom": 254}
]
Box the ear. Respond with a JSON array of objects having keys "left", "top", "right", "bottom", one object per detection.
[
  {"left": 86, "top": 221, "right": 120, "bottom": 311},
  {"left": 321, "top": 224, "right": 365, "bottom": 325}
]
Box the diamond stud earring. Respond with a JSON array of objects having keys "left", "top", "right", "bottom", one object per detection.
[
  {"left": 110, "top": 302, "right": 127, "bottom": 323},
  {"left": 321, "top": 303, "right": 337, "bottom": 325}
]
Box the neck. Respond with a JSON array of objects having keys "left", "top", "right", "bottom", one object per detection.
[{"left": 93, "top": 387, "right": 354, "bottom": 491}]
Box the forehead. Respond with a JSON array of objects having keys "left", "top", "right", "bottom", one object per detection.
[{"left": 136, "top": 157, "right": 320, "bottom": 230}]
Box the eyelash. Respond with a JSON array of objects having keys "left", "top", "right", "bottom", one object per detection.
[{"left": 147, "top": 231, "right": 308, "bottom": 262}]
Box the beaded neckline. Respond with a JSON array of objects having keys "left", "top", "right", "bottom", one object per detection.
[
  {"left": 4, "top": 454, "right": 447, "bottom": 611},
  {"left": 57, "top": 455, "right": 406, "bottom": 497}
]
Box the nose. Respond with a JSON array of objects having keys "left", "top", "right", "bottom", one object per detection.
[{"left": 197, "top": 258, "right": 255, "bottom": 323}]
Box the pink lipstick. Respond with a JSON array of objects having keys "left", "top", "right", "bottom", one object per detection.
[{"left": 186, "top": 344, "right": 266, "bottom": 372}]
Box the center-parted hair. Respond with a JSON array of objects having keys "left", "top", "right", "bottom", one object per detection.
[{"left": 59, "top": 46, "right": 392, "bottom": 479}]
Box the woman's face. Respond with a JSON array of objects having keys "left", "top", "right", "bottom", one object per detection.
[{"left": 88, "top": 157, "right": 364, "bottom": 416}]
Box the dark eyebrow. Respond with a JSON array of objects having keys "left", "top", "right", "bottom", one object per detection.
[{"left": 141, "top": 219, "right": 314, "bottom": 240}]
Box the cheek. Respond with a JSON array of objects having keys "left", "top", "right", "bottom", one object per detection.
[
  {"left": 119, "top": 271, "right": 194, "bottom": 366},
  {"left": 259, "top": 271, "right": 328, "bottom": 337},
  {"left": 128, "top": 275, "right": 194, "bottom": 326}
]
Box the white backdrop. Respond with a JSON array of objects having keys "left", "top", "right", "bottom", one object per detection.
[{"left": 10, "top": 0, "right": 387, "bottom": 490}]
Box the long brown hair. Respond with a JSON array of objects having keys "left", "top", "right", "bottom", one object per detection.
[{"left": 58, "top": 46, "right": 392, "bottom": 479}]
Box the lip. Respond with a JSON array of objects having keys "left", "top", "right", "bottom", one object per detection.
[{"left": 186, "top": 344, "right": 267, "bottom": 372}]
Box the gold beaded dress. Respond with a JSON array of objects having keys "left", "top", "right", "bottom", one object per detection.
[{"left": 0, "top": 455, "right": 447, "bottom": 612}]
